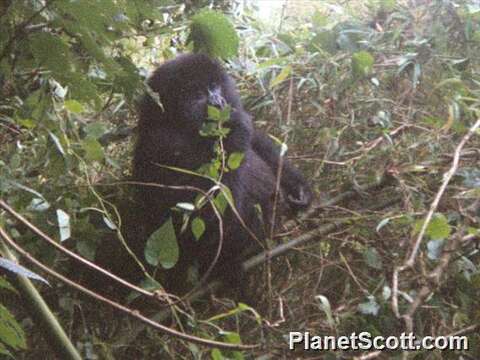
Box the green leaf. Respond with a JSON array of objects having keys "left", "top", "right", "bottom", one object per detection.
[
  {"left": 239, "top": 303, "right": 262, "bottom": 323},
  {"left": 84, "top": 123, "right": 108, "bottom": 140},
  {"left": 277, "top": 33, "right": 295, "bottom": 52},
  {"left": 257, "top": 58, "right": 285, "bottom": 69},
  {"left": 414, "top": 213, "right": 452, "bottom": 240},
  {"left": 270, "top": 65, "right": 292, "bottom": 89},
  {"left": 200, "top": 122, "right": 216, "bottom": 137},
  {"left": 76, "top": 240, "right": 97, "bottom": 261},
  {"left": 30, "top": 32, "right": 72, "bottom": 76},
  {"left": 309, "top": 31, "right": 337, "bottom": 54},
  {"left": 145, "top": 218, "right": 179, "bottom": 269},
  {"left": 468, "top": 227, "right": 480, "bottom": 236},
  {"left": 214, "top": 187, "right": 233, "bottom": 215},
  {"left": 114, "top": 56, "right": 143, "bottom": 100},
  {"left": 17, "top": 118, "right": 36, "bottom": 129},
  {"left": 207, "top": 105, "right": 221, "bottom": 121},
  {"left": 64, "top": 100, "right": 85, "bottom": 114},
  {"left": 211, "top": 349, "right": 223, "bottom": 360},
  {"left": 189, "top": 10, "right": 239, "bottom": 59},
  {"left": 312, "top": 10, "right": 329, "bottom": 28},
  {"left": 222, "top": 331, "right": 243, "bottom": 356},
  {"left": 207, "top": 162, "right": 220, "bottom": 179},
  {"left": 207, "top": 303, "right": 261, "bottom": 327},
  {"left": 222, "top": 331, "right": 242, "bottom": 344},
  {"left": 62, "top": 72, "right": 98, "bottom": 103},
  {"left": 227, "top": 152, "right": 245, "bottom": 170},
  {"left": 219, "top": 106, "right": 232, "bottom": 123},
  {"left": 191, "top": 217, "right": 206, "bottom": 241},
  {"left": 0, "top": 342, "right": 13, "bottom": 357},
  {"left": 139, "top": 277, "right": 163, "bottom": 292},
  {"left": 351, "top": 51, "right": 374, "bottom": 78},
  {"left": 335, "top": 22, "right": 367, "bottom": 52},
  {"left": 81, "top": 138, "right": 104, "bottom": 162},
  {"left": 379, "top": 0, "right": 396, "bottom": 11},
  {"left": 126, "top": 277, "right": 163, "bottom": 304},
  {"left": 426, "top": 213, "right": 452, "bottom": 240},
  {"left": 363, "top": 247, "right": 383, "bottom": 270},
  {"left": 56, "top": 0, "right": 120, "bottom": 35},
  {"left": 0, "top": 304, "right": 26, "bottom": 350}
]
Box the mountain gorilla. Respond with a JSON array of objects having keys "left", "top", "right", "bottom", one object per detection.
[{"left": 132, "top": 54, "right": 312, "bottom": 291}]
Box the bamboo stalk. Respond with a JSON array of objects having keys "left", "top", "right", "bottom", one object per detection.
[{"left": 0, "top": 241, "right": 82, "bottom": 360}]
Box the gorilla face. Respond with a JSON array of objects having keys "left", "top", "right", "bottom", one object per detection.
[
  {"left": 175, "top": 85, "right": 227, "bottom": 131},
  {"left": 142, "top": 54, "right": 243, "bottom": 133},
  {"left": 147, "top": 56, "right": 219, "bottom": 125},
  {"left": 207, "top": 86, "right": 227, "bottom": 109}
]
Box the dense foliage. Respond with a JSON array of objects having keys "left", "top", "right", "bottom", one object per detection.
[{"left": 1, "top": 0, "right": 480, "bottom": 359}]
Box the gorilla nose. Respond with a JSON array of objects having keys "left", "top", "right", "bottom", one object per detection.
[{"left": 207, "top": 87, "right": 226, "bottom": 109}]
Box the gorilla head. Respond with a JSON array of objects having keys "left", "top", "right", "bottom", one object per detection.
[{"left": 139, "top": 54, "right": 242, "bottom": 131}]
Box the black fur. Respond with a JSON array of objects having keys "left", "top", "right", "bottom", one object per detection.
[{"left": 132, "top": 54, "right": 312, "bottom": 290}]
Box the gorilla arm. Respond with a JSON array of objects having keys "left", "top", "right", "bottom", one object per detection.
[{"left": 251, "top": 131, "right": 313, "bottom": 211}]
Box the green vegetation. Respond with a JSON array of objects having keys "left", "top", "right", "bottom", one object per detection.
[{"left": 1, "top": 0, "right": 480, "bottom": 358}]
